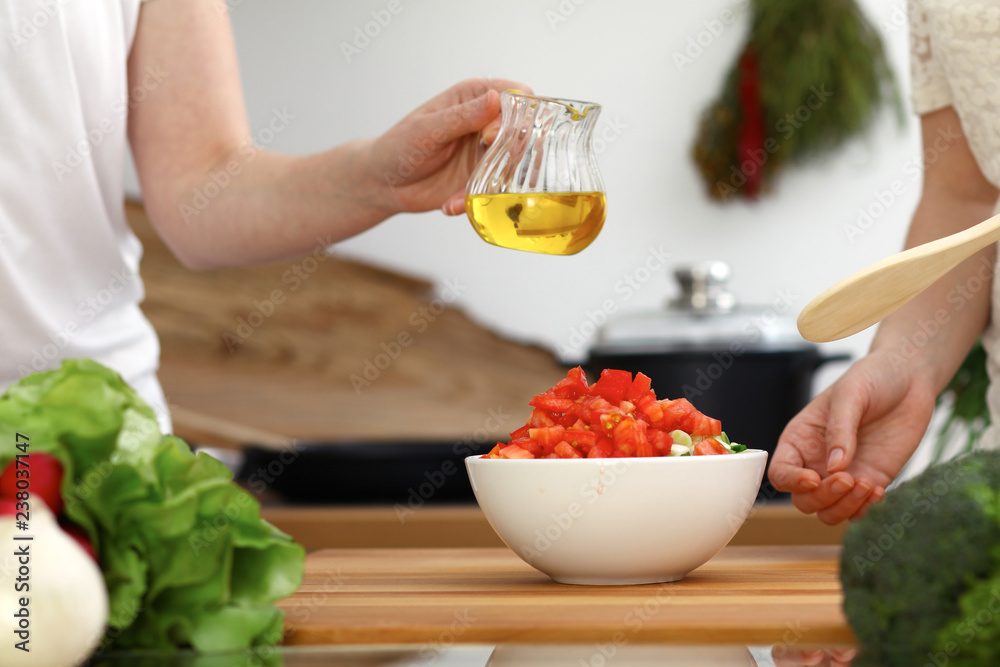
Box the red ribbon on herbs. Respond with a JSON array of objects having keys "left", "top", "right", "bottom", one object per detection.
[
  {"left": 736, "top": 48, "right": 765, "bottom": 199},
  {"left": 692, "top": 0, "right": 899, "bottom": 202}
]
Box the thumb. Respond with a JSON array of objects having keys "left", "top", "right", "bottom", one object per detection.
[{"left": 824, "top": 380, "right": 866, "bottom": 473}]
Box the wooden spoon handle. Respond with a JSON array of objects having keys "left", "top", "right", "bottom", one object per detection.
[{"left": 798, "top": 212, "right": 1000, "bottom": 342}]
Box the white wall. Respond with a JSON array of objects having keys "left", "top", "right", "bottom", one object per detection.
[{"left": 133, "top": 0, "right": 923, "bottom": 391}]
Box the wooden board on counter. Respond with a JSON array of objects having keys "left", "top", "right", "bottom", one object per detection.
[
  {"left": 261, "top": 503, "right": 847, "bottom": 550},
  {"left": 279, "top": 546, "right": 853, "bottom": 646}
]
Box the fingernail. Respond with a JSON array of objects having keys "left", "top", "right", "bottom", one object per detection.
[
  {"left": 827, "top": 448, "right": 844, "bottom": 471},
  {"left": 831, "top": 478, "right": 852, "bottom": 494},
  {"left": 855, "top": 479, "right": 873, "bottom": 495},
  {"left": 801, "top": 479, "right": 819, "bottom": 491}
]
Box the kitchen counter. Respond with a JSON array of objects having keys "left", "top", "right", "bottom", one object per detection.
[{"left": 278, "top": 545, "right": 853, "bottom": 646}]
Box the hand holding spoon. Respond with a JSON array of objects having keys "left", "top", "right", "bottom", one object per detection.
[{"left": 797, "top": 212, "right": 1000, "bottom": 342}]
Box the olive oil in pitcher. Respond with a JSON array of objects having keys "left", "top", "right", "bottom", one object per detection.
[{"left": 465, "top": 191, "right": 606, "bottom": 256}]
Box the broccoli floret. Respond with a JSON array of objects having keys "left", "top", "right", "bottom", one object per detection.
[{"left": 841, "top": 450, "right": 1000, "bottom": 665}]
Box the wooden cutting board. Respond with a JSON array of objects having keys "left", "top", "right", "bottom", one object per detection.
[{"left": 279, "top": 546, "right": 854, "bottom": 646}]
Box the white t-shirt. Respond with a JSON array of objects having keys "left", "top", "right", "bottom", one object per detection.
[
  {"left": 0, "top": 0, "right": 171, "bottom": 430},
  {"left": 909, "top": 1, "right": 1000, "bottom": 448}
]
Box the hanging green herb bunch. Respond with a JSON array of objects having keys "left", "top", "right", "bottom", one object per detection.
[{"left": 692, "top": 0, "right": 902, "bottom": 201}]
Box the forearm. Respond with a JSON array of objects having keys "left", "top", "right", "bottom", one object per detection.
[
  {"left": 143, "top": 139, "right": 396, "bottom": 269},
  {"left": 869, "top": 198, "right": 995, "bottom": 392},
  {"left": 128, "top": 0, "right": 397, "bottom": 270},
  {"left": 869, "top": 108, "right": 999, "bottom": 393},
  {"left": 128, "top": 1, "right": 514, "bottom": 271}
]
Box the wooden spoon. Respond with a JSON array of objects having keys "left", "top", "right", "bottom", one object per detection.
[{"left": 797, "top": 212, "right": 1000, "bottom": 342}]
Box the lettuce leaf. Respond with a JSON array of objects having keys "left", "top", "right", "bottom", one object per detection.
[{"left": 0, "top": 359, "right": 304, "bottom": 652}]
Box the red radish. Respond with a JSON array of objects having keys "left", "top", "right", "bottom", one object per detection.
[
  {"left": 61, "top": 523, "right": 98, "bottom": 562},
  {"left": 0, "top": 453, "right": 65, "bottom": 515},
  {"left": 0, "top": 497, "right": 17, "bottom": 515}
]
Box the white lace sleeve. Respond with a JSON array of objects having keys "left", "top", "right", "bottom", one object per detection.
[{"left": 909, "top": 1, "right": 953, "bottom": 114}]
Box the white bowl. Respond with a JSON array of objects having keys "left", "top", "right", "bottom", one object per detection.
[{"left": 465, "top": 450, "right": 767, "bottom": 585}]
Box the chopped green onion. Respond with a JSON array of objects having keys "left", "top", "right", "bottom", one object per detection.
[
  {"left": 730, "top": 444, "right": 747, "bottom": 453},
  {"left": 669, "top": 430, "right": 692, "bottom": 448}
]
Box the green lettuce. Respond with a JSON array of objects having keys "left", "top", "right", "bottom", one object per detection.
[{"left": 0, "top": 359, "right": 304, "bottom": 651}]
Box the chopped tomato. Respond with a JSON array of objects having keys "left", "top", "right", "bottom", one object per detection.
[
  {"left": 509, "top": 424, "right": 531, "bottom": 440},
  {"left": 480, "top": 367, "right": 738, "bottom": 460},
  {"left": 529, "top": 394, "right": 577, "bottom": 414},
  {"left": 529, "top": 426, "right": 566, "bottom": 448},
  {"left": 512, "top": 438, "right": 543, "bottom": 456},
  {"left": 564, "top": 429, "right": 597, "bottom": 448},
  {"left": 612, "top": 419, "right": 642, "bottom": 456},
  {"left": 575, "top": 395, "right": 613, "bottom": 424},
  {"left": 527, "top": 408, "right": 557, "bottom": 428},
  {"left": 590, "top": 369, "right": 633, "bottom": 405},
  {"left": 649, "top": 428, "right": 672, "bottom": 455},
  {"left": 499, "top": 443, "right": 534, "bottom": 459},
  {"left": 634, "top": 420, "right": 653, "bottom": 457},
  {"left": 592, "top": 436, "right": 615, "bottom": 457},
  {"left": 636, "top": 395, "right": 664, "bottom": 426},
  {"left": 554, "top": 441, "right": 583, "bottom": 459},
  {"left": 550, "top": 411, "right": 580, "bottom": 428},
  {"left": 659, "top": 398, "right": 695, "bottom": 432},
  {"left": 599, "top": 411, "right": 624, "bottom": 435},
  {"left": 624, "top": 372, "right": 654, "bottom": 402},
  {"left": 659, "top": 398, "right": 721, "bottom": 437},
  {"left": 693, "top": 439, "right": 728, "bottom": 456},
  {"left": 690, "top": 414, "right": 722, "bottom": 437},
  {"left": 548, "top": 366, "right": 590, "bottom": 398}
]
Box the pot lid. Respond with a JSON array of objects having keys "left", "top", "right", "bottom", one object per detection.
[{"left": 592, "top": 261, "right": 811, "bottom": 353}]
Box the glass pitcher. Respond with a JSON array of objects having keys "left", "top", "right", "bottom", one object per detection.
[{"left": 465, "top": 91, "right": 606, "bottom": 256}]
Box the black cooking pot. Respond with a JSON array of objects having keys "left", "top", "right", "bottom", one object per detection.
[{"left": 582, "top": 262, "right": 848, "bottom": 502}]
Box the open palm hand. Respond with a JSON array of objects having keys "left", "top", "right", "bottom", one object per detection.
[{"left": 769, "top": 351, "right": 937, "bottom": 524}]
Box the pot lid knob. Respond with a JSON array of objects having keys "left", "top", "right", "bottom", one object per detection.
[{"left": 669, "top": 261, "right": 737, "bottom": 312}]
